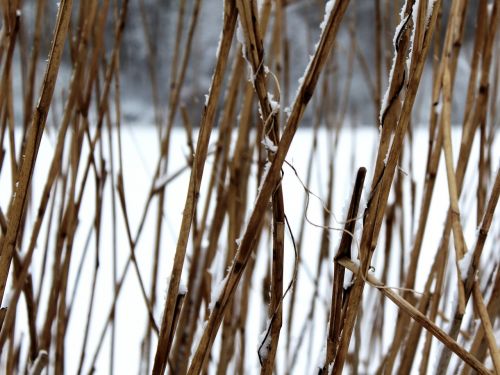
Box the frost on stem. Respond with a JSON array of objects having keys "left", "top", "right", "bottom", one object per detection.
[
  {"left": 427, "top": 0, "right": 438, "bottom": 26},
  {"left": 209, "top": 273, "right": 229, "bottom": 311},
  {"left": 262, "top": 135, "right": 278, "bottom": 153},
  {"left": 458, "top": 251, "right": 473, "bottom": 281},
  {"left": 257, "top": 318, "right": 272, "bottom": 363},
  {"left": 379, "top": 54, "right": 397, "bottom": 125},
  {"left": 294, "top": 54, "right": 314, "bottom": 104},
  {"left": 319, "top": 0, "right": 337, "bottom": 32},
  {"left": 236, "top": 21, "right": 253, "bottom": 82},
  {"left": 383, "top": 132, "right": 395, "bottom": 165},
  {"left": 268, "top": 92, "right": 280, "bottom": 113},
  {"left": 256, "top": 161, "right": 272, "bottom": 199},
  {"left": 343, "top": 270, "right": 354, "bottom": 290},
  {"left": 178, "top": 280, "right": 188, "bottom": 295},
  {"left": 407, "top": 0, "right": 420, "bottom": 72},
  {"left": 433, "top": 99, "right": 443, "bottom": 116},
  {"left": 380, "top": 0, "right": 410, "bottom": 125}
]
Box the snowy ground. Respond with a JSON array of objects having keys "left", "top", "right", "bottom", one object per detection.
[{"left": 1, "top": 123, "right": 498, "bottom": 374}]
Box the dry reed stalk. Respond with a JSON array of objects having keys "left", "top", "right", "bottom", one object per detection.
[
  {"left": 441, "top": 65, "right": 467, "bottom": 313},
  {"left": 22, "top": 0, "right": 47, "bottom": 133},
  {"left": 464, "top": 168, "right": 500, "bottom": 296},
  {"left": 209, "top": 71, "right": 257, "bottom": 373},
  {"left": 436, "top": 1, "right": 499, "bottom": 370},
  {"left": 270, "top": 0, "right": 285, "bottom": 117},
  {"left": 28, "top": 350, "right": 48, "bottom": 375},
  {"left": 463, "top": 265, "right": 500, "bottom": 375},
  {"left": 392, "top": 0, "right": 473, "bottom": 366},
  {"left": 152, "top": 2, "right": 237, "bottom": 373},
  {"left": 187, "top": 1, "right": 350, "bottom": 372},
  {"left": 234, "top": 1, "right": 286, "bottom": 372},
  {"left": 404, "top": 0, "right": 467, "bottom": 294},
  {"left": 171, "top": 50, "right": 243, "bottom": 372},
  {"left": 53, "top": 116, "right": 83, "bottom": 375},
  {"left": 0, "top": 2, "right": 19, "bottom": 137},
  {"left": 0, "top": 215, "right": 37, "bottom": 361},
  {"left": 333, "top": 1, "right": 440, "bottom": 372},
  {"left": 337, "top": 257, "right": 491, "bottom": 375},
  {"left": 379, "top": 0, "right": 469, "bottom": 369},
  {"left": 1, "top": 9, "right": 20, "bottom": 195},
  {"left": 322, "top": 167, "right": 366, "bottom": 372},
  {"left": 472, "top": 282, "right": 500, "bottom": 373},
  {"left": 374, "top": 0, "right": 382, "bottom": 120},
  {"left": 214, "top": 55, "right": 246, "bottom": 374},
  {"left": 0, "top": 0, "right": 100, "bottom": 354},
  {"left": 450, "top": 166, "right": 500, "bottom": 372},
  {"left": 37, "top": 0, "right": 128, "bottom": 365},
  {"left": 35, "top": 170, "right": 67, "bottom": 308},
  {"left": 0, "top": 0, "right": 73, "bottom": 307}
]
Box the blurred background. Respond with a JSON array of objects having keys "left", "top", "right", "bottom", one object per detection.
[{"left": 13, "top": 0, "right": 484, "bottom": 127}]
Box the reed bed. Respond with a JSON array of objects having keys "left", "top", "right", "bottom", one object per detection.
[{"left": 1, "top": 0, "right": 499, "bottom": 374}]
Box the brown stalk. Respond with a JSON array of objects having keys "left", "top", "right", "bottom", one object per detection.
[
  {"left": 234, "top": 1, "right": 285, "bottom": 372},
  {"left": 0, "top": 0, "right": 73, "bottom": 306},
  {"left": 151, "top": 2, "right": 237, "bottom": 373},
  {"left": 436, "top": 1, "right": 499, "bottom": 370},
  {"left": 322, "top": 167, "right": 366, "bottom": 372},
  {"left": 404, "top": 0, "right": 468, "bottom": 295},
  {"left": 186, "top": 68, "right": 256, "bottom": 374},
  {"left": 28, "top": 350, "right": 48, "bottom": 375},
  {"left": 441, "top": 65, "right": 467, "bottom": 313},
  {"left": 446, "top": 167, "right": 500, "bottom": 372},
  {"left": 472, "top": 282, "right": 500, "bottom": 373},
  {"left": 22, "top": 0, "right": 48, "bottom": 132},
  {"left": 213, "top": 53, "right": 246, "bottom": 375},
  {"left": 40, "top": 0, "right": 129, "bottom": 356},
  {"left": 187, "top": 1, "right": 351, "bottom": 372},
  {"left": 378, "top": 0, "right": 467, "bottom": 369},
  {"left": 464, "top": 168, "right": 500, "bottom": 297},
  {"left": 333, "top": 1, "right": 440, "bottom": 372},
  {"left": 0, "top": 0, "right": 100, "bottom": 354},
  {"left": 463, "top": 265, "right": 500, "bottom": 375}
]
